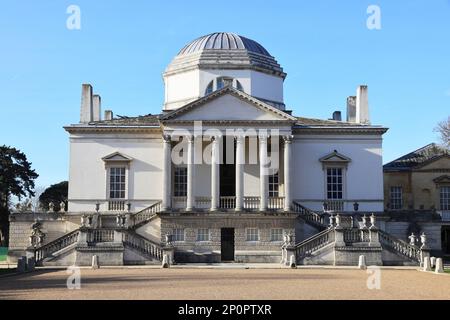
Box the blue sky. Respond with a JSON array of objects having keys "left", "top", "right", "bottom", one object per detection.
[{"left": 0, "top": 0, "right": 449, "bottom": 189}]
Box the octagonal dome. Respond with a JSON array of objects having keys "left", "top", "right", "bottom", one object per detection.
[
  {"left": 178, "top": 32, "right": 272, "bottom": 57},
  {"left": 165, "top": 32, "right": 285, "bottom": 79}
]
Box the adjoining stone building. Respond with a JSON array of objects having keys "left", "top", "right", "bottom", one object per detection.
[
  {"left": 7, "top": 32, "right": 435, "bottom": 266},
  {"left": 383, "top": 143, "right": 450, "bottom": 256}
]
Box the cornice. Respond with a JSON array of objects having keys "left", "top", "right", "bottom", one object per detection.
[
  {"left": 293, "top": 126, "right": 388, "bottom": 135},
  {"left": 64, "top": 125, "right": 162, "bottom": 134}
]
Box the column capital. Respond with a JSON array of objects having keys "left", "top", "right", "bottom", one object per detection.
[
  {"left": 283, "top": 135, "right": 294, "bottom": 144},
  {"left": 163, "top": 134, "right": 172, "bottom": 143},
  {"left": 211, "top": 135, "right": 222, "bottom": 143},
  {"left": 258, "top": 134, "right": 269, "bottom": 144},
  {"left": 234, "top": 135, "right": 245, "bottom": 144}
]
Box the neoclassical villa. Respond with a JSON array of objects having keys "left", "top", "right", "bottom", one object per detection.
[{"left": 8, "top": 33, "right": 436, "bottom": 266}]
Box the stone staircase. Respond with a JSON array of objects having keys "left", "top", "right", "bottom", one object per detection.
[
  {"left": 290, "top": 203, "right": 425, "bottom": 266},
  {"left": 122, "top": 231, "right": 164, "bottom": 263},
  {"left": 292, "top": 201, "right": 328, "bottom": 231},
  {"left": 34, "top": 229, "right": 81, "bottom": 265},
  {"left": 295, "top": 228, "right": 335, "bottom": 264},
  {"left": 378, "top": 230, "right": 422, "bottom": 265},
  {"left": 130, "top": 201, "right": 162, "bottom": 229},
  {"left": 31, "top": 203, "right": 165, "bottom": 266},
  {"left": 292, "top": 225, "right": 424, "bottom": 266}
]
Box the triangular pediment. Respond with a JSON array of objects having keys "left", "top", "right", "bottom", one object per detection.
[
  {"left": 434, "top": 175, "right": 450, "bottom": 185},
  {"left": 102, "top": 152, "right": 133, "bottom": 162},
  {"left": 415, "top": 155, "right": 450, "bottom": 170},
  {"left": 319, "top": 150, "right": 352, "bottom": 164},
  {"left": 161, "top": 86, "right": 297, "bottom": 123}
]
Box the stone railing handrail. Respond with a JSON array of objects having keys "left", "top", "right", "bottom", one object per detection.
[
  {"left": 220, "top": 196, "right": 236, "bottom": 209},
  {"left": 295, "top": 227, "right": 335, "bottom": 260},
  {"left": 268, "top": 197, "right": 285, "bottom": 210},
  {"left": 378, "top": 230, "right": 421, "bottom": 263},
  {"left": 131, "top": 201, "right": 162, "bottom": 227},
  {"left": 35, "top": 228, "right": 81, "bottom": 263},
  {"left": 344, "top": 228, "right": 370, "bottom": 243},
  {"left": 87, "top": 229, "right": 115, "bottom": 243},
  {"left": 292, "top": 201, "right": 327, "bottom": 229},
  {"left": 122, "top": 231, "right": 163, "bottom": 261}
]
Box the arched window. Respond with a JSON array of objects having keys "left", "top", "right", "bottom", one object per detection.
[
  {"left": 205, "top": 77, "right": 243, "bottom": 96},
  {"left": 205, "top": 81, "right": 214, "bottom": 95},
  {"left": 217, "top": 77, "right": 233, "bottom": 90}
]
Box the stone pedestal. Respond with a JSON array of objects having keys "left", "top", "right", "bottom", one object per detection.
[
  {"left": 113, "top": 230, "right": 123, "bottom": 243},
  {"left": 430, "top": 257, "right": 436, "bottom": 268},
  {"left": 435, "top": 258, "right": 444, "bottom": 274},
  {"left": 163, "top": 246, "right": 175, "bottom": 266},
  {"left": 77, "top": 229, "right": 88, "bottom": 245},
  {"left": 334, "top": 227, "right": 345, "bottom": 247},
  {"left": 280, "top": 246, "right": 287, "bottom": 265},
  {"left": 358, "top": 255, "right": 367, "bottom": 270},
  {"left": 25, "top": 249, "right": 36, "bottom": 271},
  {"left": 423, "top": 256, "right": 432, "bottom": 272},
  {"left": 17, "top": 257, "right": 27, "bottom": 273},
  {"left": 420, "top": 248, "right": 431, "bottom": 268},
  {"left": 369, "top": 227, "right": 380, "bottom": 247},
  {"left": 284, "top": 245, "right": 296, "bottom": 268}
]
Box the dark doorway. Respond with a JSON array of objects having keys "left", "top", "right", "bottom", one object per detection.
[
  {"left": 221, "top": 228, "right": 235, "bottom": 262},
  {"left": 220, "top": 138, "right": 235, "bottom": 197},
  {"left": 442, "top": 226, "right": 450, "bottom": 254}
]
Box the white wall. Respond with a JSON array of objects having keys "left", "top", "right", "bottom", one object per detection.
[
  {"left": 68, "top": 133, "right": 164, "bottom": 212},
  {"left": 164, "top": 69, "right": 200, "bottom": 110},
  {"left": 249, "top": 70, "right": 284, "bottom": 103},
  {"left": 164, "top": 68, "right": 284, "bottom": 111},
  {"left": 292, "top": 134, "right": 384, "bottom": 212}
]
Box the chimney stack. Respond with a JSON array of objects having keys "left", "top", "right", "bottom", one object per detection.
[
  {"left": 346, "top": 96, "right": 356, "bottom": 123},
  {"left": 356, "top": 85, "right": 370, "bottom": 124},
  {"left": 93, "top": 94, "right": 102, "bottom": 121},
  {"left": 332, "top": 111, "right": 342, "bottom": 121},
  {"left": 80, "top": 84, "right": 93, "bottom": 123},
  {"left": 104, "top": 110, "right": 113, "bottom": 121}
]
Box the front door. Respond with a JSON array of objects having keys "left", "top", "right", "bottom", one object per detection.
[
  {"left": 442, "top": 226, "right": 450, "bottom": 254},
  {"left": 221, "top": 228, "right": 235, "bottom": 262},
  {"left": 220, "top": 139, "right": 236, "bottom": 197}
]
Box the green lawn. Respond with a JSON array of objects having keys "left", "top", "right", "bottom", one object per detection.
[{"left": 0, "top": 247, "right": 7, "bottom": 262}]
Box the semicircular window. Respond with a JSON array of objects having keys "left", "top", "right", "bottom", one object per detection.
[
  {"left": 236, "top": 80, "right": 244, "bottom": 91},
  {"left": 205, "top": 81, "right": 214, "bottom": 95}
]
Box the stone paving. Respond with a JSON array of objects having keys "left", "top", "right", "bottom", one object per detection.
[{"left": 0, "top": 267, "right": 449, "bottom": 300}]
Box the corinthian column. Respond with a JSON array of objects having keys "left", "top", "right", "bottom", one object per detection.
[
  {"left": 235, "top": 135, "right": 245, "bottom": 211},
  {"left": 162, "top": 134, "right": 172, "bottom": 211},
  {"left": 259, "top": 135, "right": 268, "bottom": 212},
  {"left": 211, "top": 136, "right": 220, "bottom": 211},
  {"left": 186, "top": 135, "right": 195, "bottom": 212},
  {"left": 283, "top": 135, "right": 293, "bottom": 211}
]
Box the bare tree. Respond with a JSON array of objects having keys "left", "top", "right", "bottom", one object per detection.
[{"left": 434, "top": 116, "right": 450, "bottom": 148}]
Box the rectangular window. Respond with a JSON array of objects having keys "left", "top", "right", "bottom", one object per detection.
[
  {"left": 441, "top": 187, "right": 450, "bottom": 211},
  {"left": 326, "top": 168, "right": 343, "bottom": 200},
  {"left": 390, "top": 186, "right": 403, "bottom": 210},
  {"left": 270, "top": 228, "right": 284, "bottom": 242},
  {"left": 109, "top": 167, "right": 126, "bottom": 199},
  {"left": 173, "top": 229, "right": 185, "bottom": 242},
  {"left": 269, "top": 173, "right": 279, "bottom": 197},
  {"left": 174, "top": 167, "right": 188, "bottom": 197},
  {"left": 197, "top": 229, "right": 210, "bottom": 242},
  {"left": 246, "top": 228, "right": 259, "bottom": 241}
]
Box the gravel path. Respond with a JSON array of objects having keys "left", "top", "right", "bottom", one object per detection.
[{"left": 0, "top": 268, "right": 449, "bottom": 300}]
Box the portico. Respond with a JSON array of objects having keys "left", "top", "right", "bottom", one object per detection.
[{"left": 160, "top": 132, "right": 294, "bottom": 213}]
